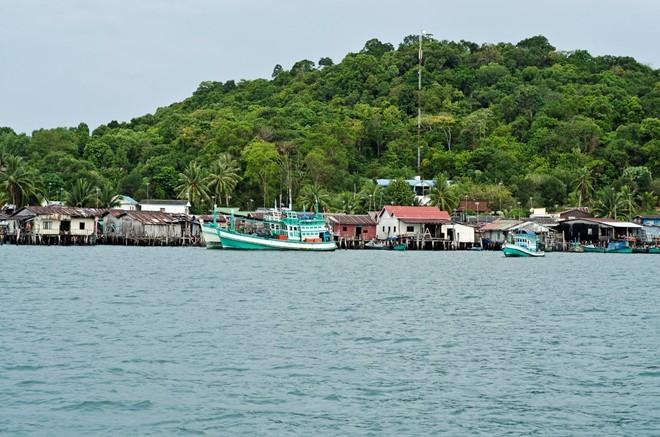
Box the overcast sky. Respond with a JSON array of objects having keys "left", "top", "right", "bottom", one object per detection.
[{"left": 1, "top": 0, "right": 658, "bottom": 135}]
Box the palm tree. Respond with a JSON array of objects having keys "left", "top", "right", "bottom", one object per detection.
[
  {"left": 0, "top": 155, "right": 40, "bottom": 207},
  {"left": 428, "top": 174, "right": 458, "bottom": 212},
  {"left": 571, "top": 166, "right": 596, "bottom": 207},
  {"left": 297, "top": 182, "right": 331, "bottom": 212},
  {"left": 207, "top": 153, "right": 241, "bottom": 206},
  {"left": 333, "top": 191, "right": 360, "bottom": 213},
  {"left": 619, "top": 186, "right": 637, "bottom": 220},
  {"left": 637, "top": 191, "right": 658, "bottom": 214},
  {"left": 591, "top": 187, "right": 623, "bottom": 219},
  {"left": 176, "top": 162, "right": 210, "bottom": 208},
  {"left": 65, "top": 179, "right": 95, "bottom": 207},
  {"left": 357, "top": 181, "right": 383, "bottom": 212},
  {"left": 97, "top": 182, "right": 121, "bottom": 208}
]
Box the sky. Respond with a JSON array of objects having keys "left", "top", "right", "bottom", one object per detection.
[{"left": 1, "top": 0, "right": 658, "bottom": 135}]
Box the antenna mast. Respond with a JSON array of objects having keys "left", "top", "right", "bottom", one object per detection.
[{"left": 417, "top": 30, "right": 425, "bottom": 177}]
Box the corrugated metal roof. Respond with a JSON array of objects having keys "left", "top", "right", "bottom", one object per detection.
[
  {"left": 383, "top": 206, "right": 450, "bottom": 220},
  {"left": 479, "top": 220, "right": 521, "bottom": 231},
  {"left": 14, "top": 205, "right": 105, "bottom": 218},
  {"left": 115, "top": 210, "right": 180, "bottom": 225},
  {"left": 561, "top": 217, "right": 643, "bottom": 228},
  {"left": 327, "top": 214, "right": 376, "bottom": 225}
]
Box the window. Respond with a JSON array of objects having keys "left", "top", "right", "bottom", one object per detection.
[
  {"left": 342, "top": 226, "right": 347, "bottom": 231},
  {"left": 407, "top": 226, "right": 414, "bottom": 232},
  {"left": 43, "top": 221, "right": 52, "bottom": 230},
  {"left": 79, "top": 222, "right": 85, "bottom": 230},
  {"left": 394, "top": 226, "right": 396, "bottom": 232}
]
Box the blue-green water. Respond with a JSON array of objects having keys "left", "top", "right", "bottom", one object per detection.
[{"left": 1, "top": 246, "right": 658, "bottom": 435}]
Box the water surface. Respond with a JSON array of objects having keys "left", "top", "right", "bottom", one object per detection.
[{"left": 1, "top": 246, "right": 658, "bottom": 435}]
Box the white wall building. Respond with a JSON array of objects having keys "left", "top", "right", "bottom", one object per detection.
[{"left": 140, "top": 200, "right": 191, "bottom": 214}]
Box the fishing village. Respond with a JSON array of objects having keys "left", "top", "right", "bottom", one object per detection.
[{"left": 1, "top": 185, "right": 658, "bottom": 254}]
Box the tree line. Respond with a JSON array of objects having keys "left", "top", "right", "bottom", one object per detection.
[{"left": 1, "top": 34, "right": 658, "bottom": 220}]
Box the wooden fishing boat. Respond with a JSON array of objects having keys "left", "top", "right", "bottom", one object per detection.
[{"left": 502, "top": 231, "right": 545, "bottom": 257}]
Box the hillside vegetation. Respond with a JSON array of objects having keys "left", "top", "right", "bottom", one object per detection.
[{"left": 1, "top": 35, "right": 659, "bottom": 218}]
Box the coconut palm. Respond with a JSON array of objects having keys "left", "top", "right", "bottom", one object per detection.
[
  {"left": 637, "top": 191, "right": 658, "bottom": 214},
  {"left": 297, "top": 182, "right": 331, "bottom": 212},
  {"left": 591, "top": 187, "right": 623, "bottom": 219},
  {"left": 65, "top": 178, "right": 95, "bottom": 207},
  {"left": 176, "top": 161, "right": 210, "bottom": 208},
  {"left": 618, "top": 186, "right": 638, "bottom": 220},
  {"left": 333, "top": 191, "right": 360, "bottom": 214},
  {"left": 571, "top": 166, "right": 596, "bottom": 208},
  {"left": 357, "top": 181, "right": 383, "bottom": 212},
  {"left": 428, "top": 174, "right": 458, "bottom": 212},
  {"left": 97, "top": 182, "right": 121, "bottom": 208},
  {"left": 207, "top": 153, "right": 242, "bottom": 206},
  {"left": 0, "top": 155, "right": 40, "bottom": 207}
]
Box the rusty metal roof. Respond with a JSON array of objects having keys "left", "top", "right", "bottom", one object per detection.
[
  {"left": 382, "top": 206, "right": 451, "bottom": 220},
  {"left": 327, "top": 214, "right": 377, "bottom": 226},
  {"left": 109, "top": 210, "right": 180, "bottom": 225},
  {"left": 478, "top": 220, "right": 521, "bottom": 231},
  {"left": 13, "top": 205, "right": 106, "bottom": 218}
]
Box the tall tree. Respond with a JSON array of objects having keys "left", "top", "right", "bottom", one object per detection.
[
  {"left": 207, "top": 153, "right": 242, "bottom": 206},
  {"left": 0, "top": 155, "right": 40, "bottom": 207},
  {"left": 571, "top": 166, "right": 596, "bottom": 207},
  {"left": 428, "top": 174, "right": 458, "bottom": 212},
  {"left": 591, "top": 187, "right": 623, "bottom": 219},
  {"left": 176, "top": 162, "right": 210, "bottom": 209},
  {"left": 66, "top": 178, "right": 94, "bottom": 207}
]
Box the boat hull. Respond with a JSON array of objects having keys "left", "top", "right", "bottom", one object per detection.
[
  {"left": 502, "top": 244, "right": 545, "bottom": 257},
  {"left": 218, "top": 228, "right": 336, "bottom": 251},
  {"left": 201, "top": 223, "right": 222, "bottom": 249},
  {"left": 605, "top": 247, "right": 633, "bottom": 254}
]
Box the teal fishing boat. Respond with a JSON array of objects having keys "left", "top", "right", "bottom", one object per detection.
[
  {"left": 201, "top": 213, "right": 224, "bottom": 249},
  {"left": 502, "top": 231, "right": 545, "bottom": 257},
  {"left": 581, "top": 244, "right": 605, "bottom": 253},
  {"left": 605, "top": 241, "right": 632, "bottom": 254},
  {"left": 216, "top": 205, "right": 336, "bottom": 251},
  {"left": 568, "top": 242, "right": 584, "bottom": 252}
]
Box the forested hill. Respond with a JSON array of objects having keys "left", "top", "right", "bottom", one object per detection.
[{"left": 1, "top": 35, "right": 659, "bottom": 218}]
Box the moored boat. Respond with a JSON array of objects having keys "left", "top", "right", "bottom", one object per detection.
[
  {"left": 605, "top": 240, "right": 632, "bottom": 254},
  {"left": 202, "top": 221, "right": 223, "bottom": 249},
  {"left": 364, "top": 239, "right": 389, "bottom": 250},
  {"left": 569, "top": 242, "right": 584, "bottom": 252},
  {"left": 217, "top": 206, "right": 336, "bottom": 251},
  {"left": 581, "top": 244, "right": 605, "bottom": 253},
  {"left": 364, "top": 239, "right": 407, "bottom": 251},
  {"left": 502, "top": 231, "right": 545, "bottom": 257},
  {"left": 391, "top": 243, "right": 407, "bottom": 251}
]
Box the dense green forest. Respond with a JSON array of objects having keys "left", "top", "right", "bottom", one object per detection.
[{"left": 1, "top": 35, "right": 659, "bottom": 219}]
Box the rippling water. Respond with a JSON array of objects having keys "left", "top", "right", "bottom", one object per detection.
[{"left": 1, "top": 246, "right": 658, "bottom": 435}]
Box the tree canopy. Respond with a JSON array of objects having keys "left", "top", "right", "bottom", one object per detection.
[{"left": 1, "top": 35, "right": 658, "bottom": 215}]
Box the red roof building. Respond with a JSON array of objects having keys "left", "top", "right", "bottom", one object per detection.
[{"left": 377, "top": 206, "right": 452, "bottom": 239}]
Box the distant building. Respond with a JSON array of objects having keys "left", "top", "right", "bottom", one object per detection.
[
  {"left": 376, "top": 176, "right": 435, "bottom": 205},
  {"left": 115, "top": 195, "right": 139, "bottom": 211},
  {"left": 556, "top": 217, "right": 642, "bottom": 243},
  {"left": 376, "top": 206, "right": 451, "bottom": 240},
  {"left": 326, "top": 213, "right": 377, "bottom": 240},
  {"left": 139, "top": 199, "right": 190, "bottom": 214}
]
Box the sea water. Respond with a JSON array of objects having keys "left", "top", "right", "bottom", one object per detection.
[{"left": 1, "top": 246, "right": 658, "bottom": 435}]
